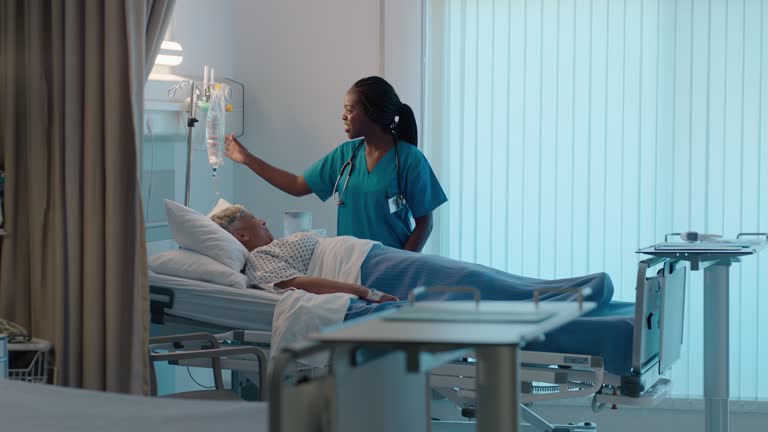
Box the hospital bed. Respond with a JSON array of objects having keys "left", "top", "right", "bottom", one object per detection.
[
  {"left": 147, "top": 240, "right": 687, "bottom": 429},
  {"left": 263, "top": 256, "right": 686, "bottom": 432}
]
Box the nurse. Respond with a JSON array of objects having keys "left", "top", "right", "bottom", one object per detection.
[{"left": 224, "top": 76, "right": 447, "bottom": 251}]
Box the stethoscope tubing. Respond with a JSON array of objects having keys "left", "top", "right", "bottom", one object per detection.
[{"left": 333, "top": 139, "right": 403, "bottom": 206}]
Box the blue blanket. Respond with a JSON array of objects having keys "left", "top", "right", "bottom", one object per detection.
[
  {"left": 347, "top": 245, "right": 633, "bottom": 375},
  {"left": 360, "top": 245, "right": 614, "bottom": 306}
]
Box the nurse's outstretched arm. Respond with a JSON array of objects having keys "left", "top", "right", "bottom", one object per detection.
[
  {"left": 224, "top": 134, "right": 312, "bottom": 197},
  {"left": 403, "top": 212, "right": 434, "bottom": 252}
]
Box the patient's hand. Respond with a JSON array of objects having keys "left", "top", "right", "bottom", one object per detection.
[
  {"left": 224, "top": 133, "right": 251, "bottom": 164},
  {"left": 366, "top": 291, "right": 400, "bottom": 303},
  {"left": 361, "top": 287, "right": 399, "bottom": 303},
  {"left": 376, "top": 293, "right": 399, "bottom": 303}
]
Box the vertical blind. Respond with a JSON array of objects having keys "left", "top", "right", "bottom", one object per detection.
[{"left": 424, "top": 0, "right": 768, "bottom": 398}]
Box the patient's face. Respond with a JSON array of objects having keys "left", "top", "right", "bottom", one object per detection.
[{"left": 232, "top": 212, "right": 274, "bottom": 251}]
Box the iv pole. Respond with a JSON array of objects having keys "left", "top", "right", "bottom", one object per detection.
[
  {"left": 169, "top": 77, "right": 206, "bottom": 207},
  {"left": 169, "top": 66, "right": 242, "bottom": 207},
  {"left": 184, "top": 80, "right": 198, "bottom": 207}
]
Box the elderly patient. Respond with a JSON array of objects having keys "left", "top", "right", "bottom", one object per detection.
[{"left": 210, "top": 205, "right": 614, "bottom": 306}]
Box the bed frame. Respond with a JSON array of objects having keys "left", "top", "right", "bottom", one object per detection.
[
  {"left": 266, "top": 256, "right": 687, "bottom": 432},
  {"left": 148, "top": 255, "right": 686, "bottom": 431}
]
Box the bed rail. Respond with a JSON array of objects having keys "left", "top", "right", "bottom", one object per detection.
[
  {"left": 148, "top": 332, "right": 268, "bottom": 401},
  {"left": 149, "top": 285, "right": 175, "bottom": 325}
]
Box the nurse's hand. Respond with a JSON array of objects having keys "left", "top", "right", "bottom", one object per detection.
[{"left": 224, "top": 133, "right": 252, "bottom": 164}]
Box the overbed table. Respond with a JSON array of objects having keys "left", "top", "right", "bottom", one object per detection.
[{"left": 309, "top": 297, "right": 595, "bottom": 432}]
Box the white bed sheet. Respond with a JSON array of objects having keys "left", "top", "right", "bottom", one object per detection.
[
  {"left": 0, "top": 380, "right": 267, "bottom": 432},
  {"left": 149, "top": 271, "right": 281, "bottom": 332}
]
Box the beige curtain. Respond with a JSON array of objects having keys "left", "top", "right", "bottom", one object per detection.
[{"left": 0, "top": 0, "right": 174, "bottom": 394}]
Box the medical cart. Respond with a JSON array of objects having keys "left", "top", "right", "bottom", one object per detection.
[{"left": 637, "top": 233, "right": 768, "bottom": 432}]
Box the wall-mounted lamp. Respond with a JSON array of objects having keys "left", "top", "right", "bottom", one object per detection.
[
  {"left": 155, "top": 40, "right": 184, "bottom": 66},
  {"left": 149, "top": 40, "right": 185, "bottom": 81}
]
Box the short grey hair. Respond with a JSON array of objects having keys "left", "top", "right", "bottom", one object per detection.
[{"left": 210, "top": 205, "right": 248, "bottom": 231}]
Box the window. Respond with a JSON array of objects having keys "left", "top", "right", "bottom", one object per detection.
[{"left": 424, "top": 0, "right": 768, "bottom": 398}]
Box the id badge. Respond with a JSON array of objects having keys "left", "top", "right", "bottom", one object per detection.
[{"left": 388, "top": 195, "right": 405, "bottom": 214}]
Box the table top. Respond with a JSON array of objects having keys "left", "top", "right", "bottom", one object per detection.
[
  {"left": 637, "top": 239, "right": 766, "bottom": 261},
  {"left": 311, "top": 300, "right": 595, "bottom": 347}
]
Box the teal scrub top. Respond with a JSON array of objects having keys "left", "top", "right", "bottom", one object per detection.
[{"left": 304, "top": 138, "right": 447, "bottom": 249}]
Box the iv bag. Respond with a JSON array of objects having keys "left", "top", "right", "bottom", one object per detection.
[{"left": 206, "top": 88, "right": 226, "bottom": 170}]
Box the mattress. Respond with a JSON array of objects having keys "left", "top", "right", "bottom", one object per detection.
[
  {"left": 149, "top": 271, "right": 281, "bottom": 332},
  {"left": 523, "top": 300, "right": 635, "bottom": 376},
  {"left": 345, "top": 299, "right": 636, "bottom": 376}
]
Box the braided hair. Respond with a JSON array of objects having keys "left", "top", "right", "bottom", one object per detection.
[{"left": 351, "top": 76, "right": 418, "bottom": 146}]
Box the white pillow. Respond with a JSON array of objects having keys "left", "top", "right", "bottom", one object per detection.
[
  {"left": 207, "top": 197, "right": 234, "bottom": 218},
  {"left": 149, "top": 249, "right": 248, "bottom": 289},
  {"left": 164, "top": 200, "right": 249, "bottom": 271}
]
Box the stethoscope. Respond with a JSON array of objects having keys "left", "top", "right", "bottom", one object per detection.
[{"left": 332, "top": 139, "right": 405, "bottom": 208}]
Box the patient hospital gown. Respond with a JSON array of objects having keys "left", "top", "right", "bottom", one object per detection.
[{"left": 245, "top": 231, "right": 322, "bottom": 290}]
